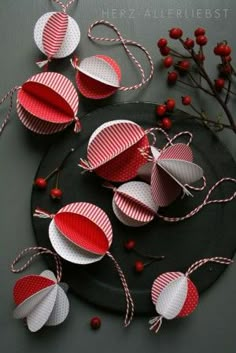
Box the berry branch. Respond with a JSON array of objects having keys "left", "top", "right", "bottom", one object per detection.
[{"left": 157, "top": 27, "right": 236, "bottom": 133}]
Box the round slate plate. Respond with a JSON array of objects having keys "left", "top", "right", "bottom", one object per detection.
[{"left": 31, "top": 102, "right": 236, "bottom": 314}]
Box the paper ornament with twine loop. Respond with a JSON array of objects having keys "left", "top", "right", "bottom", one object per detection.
[
  {"left": 0, "top": 71, "right": 80, "bottom": 136},
  {"left": 33, "top": 202, "right": 134, "bottom": 327},
  {"left": 34, "top": 0, "right": 81, "bottom": 70},
  {"left": 71, "top": 20, "right": 154, "bottom": 99},
  {"left": 10, "top": 247, "right": 69, "bottom": 332},
  {"left": 149, "top": 257, "right": 233, "bottom": 333}
]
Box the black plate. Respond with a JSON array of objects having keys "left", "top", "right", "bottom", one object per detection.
[{"left": 31, "top": 102, "right": 236, "bottom": 314}]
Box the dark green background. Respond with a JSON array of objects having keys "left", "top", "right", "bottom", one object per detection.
[{"left": 0, "top": 1, "right": 235, "bottom": 352}]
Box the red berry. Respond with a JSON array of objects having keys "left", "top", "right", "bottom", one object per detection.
[
  {"left": 177, "top": 60, "right": 191, "bottom": 71},
  {"left": 156, "top": 104, "right": 167, "bottom": 116},
  {"left": 224, "top": 56, "right": 232, "bottom": 63},
  {"left": 169, "top": 28, "right": 183, "bottom": 39},
  {"left": 163, "top": 56, "right": 173, "bottom": 68},
  {"left": 214, "top": 44, "right": 231, "bottom": 56},
  {"left": 194, "top": 27, "right": 206, "bottom": 36},
  {"left": 214, "top": 78, "right": 225, "bottom": 91},
  {"left": 50, "top": 188, "right": 63, "bottom": 199},
  {"left": 184, "top": 38, "right": 195, "bottom": 49},
  {"left": 34, "top": 177, "right": 47, "bottom": 189},
  {"left": 124, "top": 239, "right": 136, "bottom": 251},
  {"left": 195, "top": 53, "right": 205, "bottom": 62},
  {"left": 222, "top": 45, "right": 231, "bottom": 56},
  {"left": 157, "top": 38, "right": 168, "bottom": 48},
  {"left": 167, "top": 71, "right": 178, "bottom": 83},
  {"left": 160, "top": 46, "right": 170, "bottom": 56},
  {"left": 166, "top": 98, "right": 176, "bottom": 111},
  {"left": 161, "top": 117, "right": 172, "bottom": 130},
  {"left": 135, "top": 260, "right": 144, "bottom": 273},
  {"left": 182, "top": 96, "right": 192, "bottom": 105},
  {"left": 196, "top": 35, "right": 208, "bottom": 46},
  {"left": 220, "top": 64, "right": 232, "bottom": 75},
  {"left": 90, "top": 317, "right": 101, "bottom": 330}
]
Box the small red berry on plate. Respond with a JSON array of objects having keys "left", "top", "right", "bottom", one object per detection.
[
  {"left": 34, "top": 177, "right": 47, "bottom": 189},
  {"left": 214, "top": 78, "right": 225, "bottom": 91},
  {"left": 169, "top": 27, "right": 183, "bottom": 39},
  {"left": 194, "top": 27, "right": 206, "bottom": 36},
  {"left": 156, "top": 104, "right": 167, "bottom": 116},
  {"left": 177, "top": 60, "right": 191, "bottom": 71},
  {"left": 167, "top": 71, "right": 178, "bottom": 83},
  {"left": 182, "top": 96, "right": 192, "bottom": 105},
  {"left": 184, "top": 38, "right": 195, "bottom": 49},
  {"left": 135, "top": 260, "right": 144, "bottom": 273},
  {"left": 124, "top": 239, "right": 136, "bottom": 251},
  {"left": 163, "top": 56, "right": 173, "bottom": 68},
  {"left": 166, "top": 98, "right": 176, "bottom": 111},
  {"left": 161, "top": 117, "right": 172, "bottom": 130},
  {"left": 196, "top": 35, "right": 208, "bottom": 46},
  {"left": 157, "top": 38, "right": 168, "bottom": 48},
  {"left": 160, "top": 46, "right": 170, "bottom": 56},
  {"left": 90, "top": 317, "right": 101, "bottom": 330},
  {"left": 50, "top": 188, "right": 63, "bottom": 200}
]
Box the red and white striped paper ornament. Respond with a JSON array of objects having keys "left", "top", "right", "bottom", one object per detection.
[
  {"left": 139, "top": 144, "right": 204, "bottom": 207},
  {"left": 17, "top": 72, "right": 80, "bottom": 134},
  {"left": 34, "top": 10, "right": 80, "bottom": 69},
  {"left": 111, "top": 181, "right": 158, "bottom": 227},
  {"left": 79, "top": 120, "right": 149, "bottom": 182},
  {"left": 149, "top": 257, "right": 233, "bottom": 333},
  {"left": 13, "top": 270, "right": 69, "bottom": 332}
]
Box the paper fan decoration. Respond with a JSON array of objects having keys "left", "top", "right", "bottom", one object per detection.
[
  {"left": 13, "top": 270, "right": 69, "bottom": 332},
  {"left": 139, "top": 144, "right": 204, "bottom": 207},
  {"left": 75, "top": 55, "right": 121, "bottom": 99},
  {"left": 79, "top": 120, "right": 149, "bottom": 182},
  {"left": 34, "top": 11, "right": 81, "bottom": 68},
  {"left": 111, "top": 181, "right": 158, "bottom": 227},
  {"left": 149, "top": 257, "right": 233, "bottom": 333},
  {"left": 16, "top": 72, "right": 80, "bottom": 134}
]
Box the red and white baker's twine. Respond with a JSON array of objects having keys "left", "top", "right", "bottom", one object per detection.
[
  {"left": 52, "top": 0, "right": 75, "bottom": 12},
  {"left": 106, "top": 252, "right": 134, "bottom": 327},
  {"left": 0, "top": 86, "right": 19, "bottom": 136},
  {"left": 158, "top": 177, "right": 236, "bottom": 222},
  {"left": 87, "top": 20, "right": 154, "bottom": 91},
  {"left": 10, "top": 246, "right": 63, "bottom": 283},
  {"left": 185, "top": 257, "right": 233, "bottom": 277}
]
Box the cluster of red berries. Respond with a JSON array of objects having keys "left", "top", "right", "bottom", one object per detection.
[{"left": 124, "top": 239, "right": 165, "bottom": 273}]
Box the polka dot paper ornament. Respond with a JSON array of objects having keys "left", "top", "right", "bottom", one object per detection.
[
  {"left": 0, "top": 72, "right": 80, "bottom": 135},
  {"left": 34, "top": 0, "right": 80, "bottom": 69},
  {"left": 11, "top": 247, "right": 69, "bottom": 332},
  {"left": 79, "top": 120, "right": 150, "bottom": 182},
  {"left": 71, "top": 20, "right": 154, "bottom": 99},
  {"left": 34, "top": 203, "right": 134, "bottom": 326},
  {"left": 139, "top": 143, "right": 204, "bottom": 207},
  {"left": 149, "top": 257, "right": 233, "bottom": 333}
]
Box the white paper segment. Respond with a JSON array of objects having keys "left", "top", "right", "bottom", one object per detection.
[
  {"left": 27, "top": 285, "right": 58, "bottom": 332},
  {"left": 46, "top": 285, "right": 70, "bottom": 326},
  {"left": 40, "top": 270, "right": 57, "bottom": 282},
  {"left": 116, "top": 181, "right": 158, "bottom": 214},
  {"left": 112, "top": 198, "right": 148, "bottom": 227},
  {"left": 158, "top": 159, "right": 204, "bottom": 185},
  {"left": 137, "top": 146, "right": 160, "bottom": 182},
  {"left": 155, "top": 275, "right": 188, "bottom": 320},
  {"left": 34, "top": 12, "right": 81, "bottom": 58},
  {"left": 13, "top": 285, "right": 54, "bottom": 319},
  {"left": 49, "top": 220, "right": 103, "bottom": 264},
  {"left": 78, "top": 56, "right": 120, "bottom": 87},
  {"left": 88, "top": 120, "right": 137, "bottom": 146}
]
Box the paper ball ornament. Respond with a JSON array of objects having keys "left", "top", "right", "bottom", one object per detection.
[
  {"left": 48, "top": 202, "right": 113, "bottom": 264},
  {"left": 13, "top": 270, "right": 69, "bottom": 332},
  {"left": 75, "top": 55, "right": 121, "bottom": 99},
  {"left": 138, "top": 144, "right": 203, "bottom": 207},
  {"left": 34, "top": 11, "right": 81, "bottom": 67},
  {"left": 112, "top": 181, "right": 158, "bottom": 227},
  {"left": 150, "top": 271, "right": 199, "bottom": 333},
  {"left": 17, "top": 72, "right": 80, "bottom": 134},
  {"left": 79, "top": 120, "right": 149, "bottom": 182}
]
